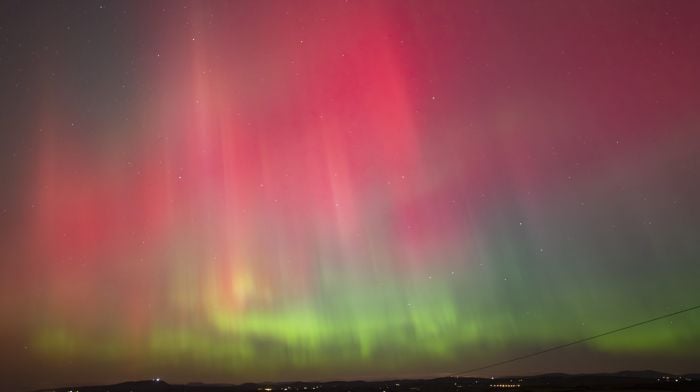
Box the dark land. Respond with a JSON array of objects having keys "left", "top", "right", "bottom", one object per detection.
[{"left": 36, "top": 371, "right": 700, "bottom": 392}]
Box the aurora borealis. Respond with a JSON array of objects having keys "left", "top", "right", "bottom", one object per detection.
[{"left": 1, "top": 0, "right": 700, "bottom": 390}]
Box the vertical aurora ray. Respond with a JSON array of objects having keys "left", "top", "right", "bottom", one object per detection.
[{"left": 1, "top": 1, "right": 700, "bottom": 390}]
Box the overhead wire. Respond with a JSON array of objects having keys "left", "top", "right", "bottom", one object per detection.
[{"left": 449, "top": 303, "right": 700, "bottom": 377}]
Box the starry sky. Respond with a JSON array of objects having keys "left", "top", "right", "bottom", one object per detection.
[{"left": 1, "top": 1, "right": 700, "bottom": 390}]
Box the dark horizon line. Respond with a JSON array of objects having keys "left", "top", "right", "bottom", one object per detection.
[{"left": 32, "top": 369, "right": 700, "bottom": 392}]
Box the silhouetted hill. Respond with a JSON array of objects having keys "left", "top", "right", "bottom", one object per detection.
[
  {"left": 609, "top": 369, "right": 674, "bottom": 378},
  {"left": 37, "top": 380, "right": 173, "bottom": 392},
  {"left": 36, "top": 371, "right": 700, "bottom": 392}
]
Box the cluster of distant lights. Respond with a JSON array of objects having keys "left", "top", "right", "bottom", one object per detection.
[
  {"left": 254, "top": 381, "right": 523, "bottom": 391},
  {"left": 258, "top": 383, "right": 408, "bottom": 392},
  {"left": 657, "top": 376, "right": 692, "bottom": 383},
  {"left": 59, "top": 376, "right": 696, "bottom": 392},
  {"left": 259, "top": 386, "right": 324, "bottom": 391}
]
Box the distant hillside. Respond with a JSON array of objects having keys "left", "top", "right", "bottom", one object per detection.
[{"left": 37, "top": 371, "right": 700, "bottom": 392}]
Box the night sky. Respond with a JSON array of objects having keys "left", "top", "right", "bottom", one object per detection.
[{"left": 1, "top": 1, "right": 700, "bottom": 390}]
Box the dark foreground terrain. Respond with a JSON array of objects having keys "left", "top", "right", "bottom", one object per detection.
[{"left": 36, "top": 371, "right": 700, "bottom": 392}]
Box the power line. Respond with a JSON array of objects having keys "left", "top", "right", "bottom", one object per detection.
[{"left": 449, "top": 303, "right": 700, "bottom": 377}]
